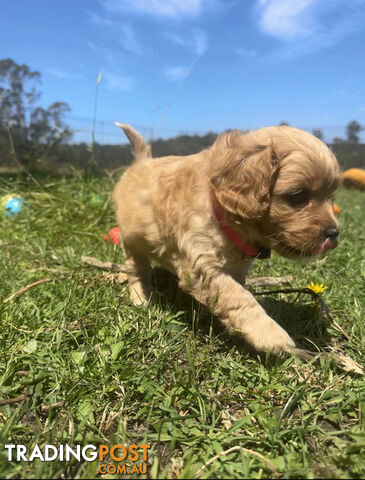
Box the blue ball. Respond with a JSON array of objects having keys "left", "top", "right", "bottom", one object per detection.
[{"left": 4, "top": 197, "right": 25, "bottom": 216}]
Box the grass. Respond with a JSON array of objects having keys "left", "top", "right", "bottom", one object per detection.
[{"left": 0, "top": 173, "right": 364, "bottom": 479}]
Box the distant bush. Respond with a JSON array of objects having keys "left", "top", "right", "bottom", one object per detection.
[
  {"left": 1, "top": 130, "right": 364, "bottom": 175},
  {"left": 331, "top": 143, "right": 365, "bottom": 170}
]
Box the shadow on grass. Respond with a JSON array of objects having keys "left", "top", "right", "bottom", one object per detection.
[{"left": 151, "top": 266, "right": 333, "bottom": 360}]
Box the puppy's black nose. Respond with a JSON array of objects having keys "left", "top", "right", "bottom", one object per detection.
[{"left": 324, "top": 227, "right": 339, "bottom": 238}]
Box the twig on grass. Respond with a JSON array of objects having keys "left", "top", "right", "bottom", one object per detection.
[
  {"left": 0, "top": 394, "right": 27, "bottom": 406},
  {"left": 2, "top": 320, "right": 33, "bottom": 333},
  {"left": 82, "top": 255, "right": 126, "bottom": 273},
  {"left": 246, "top": 276, "right": 293, "bottom": 287},
  {"left": 329, "top": 352, "right": 364, "bottom": 374},
  {"left": 3, "top": 278, "right": 54, "bottom": 303},
  {"left": 40, "top": 401, "right": 65, "bottom": 411},
  {"left": 328, "top": 319, "right": 351, "bottom": 342},
  {"left": 195, "top": 445, "right": 279, "bottom": 477},
  {"left": 82, "top": 256, "right": 294, "bottom": 286}
]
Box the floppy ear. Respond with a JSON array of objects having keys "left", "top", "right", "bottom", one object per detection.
[{"left": 210, "top": 132, "right": 278, "bottom": 221}]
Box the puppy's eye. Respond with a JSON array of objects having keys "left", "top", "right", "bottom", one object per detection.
[{"left": 287, "top": 189, "right": 309, "bottom": 207}]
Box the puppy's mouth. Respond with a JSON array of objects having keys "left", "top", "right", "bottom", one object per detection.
[
  {"left": 318, "top": 237, "right": 338, "bottom": 254},
  {"left": 272, "top": 237, "right": 338, "bottom": 259}
]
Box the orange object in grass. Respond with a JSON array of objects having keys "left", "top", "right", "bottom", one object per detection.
[
  {"left": 333, "top": 203, "right": 341, "bottom": 215},
  {"left": 103, "top": 226, "right": 121, "bottom": 245}
]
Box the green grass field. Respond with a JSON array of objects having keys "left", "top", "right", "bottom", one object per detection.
[{"left": 0, "top": 173, "right": 364, "bottom": 479}]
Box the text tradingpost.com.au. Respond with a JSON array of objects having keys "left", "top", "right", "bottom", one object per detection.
[{"left": 5, "top": 443, "right": 151, "bottom": 476}]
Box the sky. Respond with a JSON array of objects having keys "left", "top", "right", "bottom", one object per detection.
[{"left": 1, "top": 0, "right": 365, "bottom": 143}]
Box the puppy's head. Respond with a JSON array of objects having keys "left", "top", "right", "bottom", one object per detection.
[{"left": 210, "top": 126, "right": 340, "bottom": 259}]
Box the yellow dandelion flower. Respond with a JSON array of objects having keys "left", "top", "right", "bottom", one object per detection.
[{"left": 306, "top": 281, "right": 327, "bottom": 294}]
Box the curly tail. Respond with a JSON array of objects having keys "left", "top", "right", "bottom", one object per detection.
[{"left": 114, "top": 122, "right": 151, "bottom": 163}]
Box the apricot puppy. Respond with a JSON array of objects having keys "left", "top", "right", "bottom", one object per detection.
[{"left": 113, "top": 124, "right": 340, "bottom": 357}]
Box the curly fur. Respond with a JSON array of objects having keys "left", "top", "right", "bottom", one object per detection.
[{"left": 113, "top": 124, "right": 340, "bottom": 357}]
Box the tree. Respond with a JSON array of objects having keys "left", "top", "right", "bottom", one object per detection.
[
  {"left": 333, "top": 137, "right": 345, "bottom": 145},
  {"left": 29, "top": 102, "right": 71, "bottom": 144},
  {"left": 279, "top": 121, "right": 289, "bottom": 126},
  {"left": 0, "top": 58, "right": 71, "bottom": 154},
  {"left": 312, "top": 128, "right": 323, "bottom": 140},
  {"left": 0, "top": 58, "right": 40, "bottom": 135},
  {"left": 346, "top": 120, "right": 363, "bottom": 144}
]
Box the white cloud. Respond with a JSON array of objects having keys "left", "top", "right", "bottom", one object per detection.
[
  {"left": 194, "top": 29, "right": 207, "bottom": 56},
  {"left": 256, "top": 0, "right": 365, "bottom": 60},
  {"left": 87, "top": 11, "right": 114, "bottom": 27},
  {"left": 99, "top": 0, "right": 206, "bottom": 18},
  {"left": 103, "top": 73, "right": 134, "bottom": 91},
  {"left": 163, "top": 32, "right": 186, "bottom": 47},
  {"left": 258, "top": 0, "right": 316, "bottom": 41},
  {"left": 120, "top": 25, "right": 142, "bottom": 54},
  {"left": 163, "top": 30, "right": 207, "bottom": 82},
  {"left": 165, "top": 65, "right": 187, "bottom": 81},
  {"left": 87, "top": 41, "right": 120, "bottom": 65},
  {"left": 88, "top": 12, "right": 142, "bottom": 56},
  {"left": 48, "top": 69, "right": 85, "bottom": 80},
  {"left": 163, "top": 29, "right": 208, "bottom": 56}
]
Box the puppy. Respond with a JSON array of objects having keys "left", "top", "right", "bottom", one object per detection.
[{"left": 113, "top": 124, "right": 340, "bottom": 358}]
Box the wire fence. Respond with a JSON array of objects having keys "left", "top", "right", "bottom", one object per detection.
[
  {"left": 1, "top": 114, "right": 364, "bottom": 173},
  {"left": 65, "top": 114, "right": 365, "bottom": 145}
]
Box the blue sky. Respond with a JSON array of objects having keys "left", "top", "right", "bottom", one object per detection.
[{"left": 1, "top": 0, "right": 365, "bottom": 143}]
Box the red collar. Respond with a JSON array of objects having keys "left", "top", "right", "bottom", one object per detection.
[{"left": 212, "top": 199, "right": 270, "bottom": 260}]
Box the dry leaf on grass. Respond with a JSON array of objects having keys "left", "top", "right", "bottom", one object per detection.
[
  {"left": 101, "top": 272, "right": 128, "bottom": 283},
  {"left": 333, "top": 353, "right": 364, "bottom": 374}
]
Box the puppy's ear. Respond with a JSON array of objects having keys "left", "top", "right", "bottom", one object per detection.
[{"left": 210, "top": 133, "right": 278, "bottom": 221}]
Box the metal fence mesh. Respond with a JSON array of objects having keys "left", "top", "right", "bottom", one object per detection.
[{"left": 65, "top": 115, "right": 365, "bottom": 145}]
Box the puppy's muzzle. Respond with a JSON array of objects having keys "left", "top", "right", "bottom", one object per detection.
[{"left": 320, "top": 226, "right": 339, "bottom": 253}]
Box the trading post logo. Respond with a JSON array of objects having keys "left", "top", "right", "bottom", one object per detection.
[{"left": 5, "top": 443, "right": 151, "bottom": 476}]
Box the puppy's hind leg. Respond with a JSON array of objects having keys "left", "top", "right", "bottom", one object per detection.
[{"left": 123, "top": 245, "right": 153, "bottom": 306}]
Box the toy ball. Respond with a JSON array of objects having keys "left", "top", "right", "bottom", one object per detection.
[
  {"left": 1, "top": 195, "right": 26, "bottom": 216},
  {"left": 0, "top": 194, "right": 14, "bottom": 208}
]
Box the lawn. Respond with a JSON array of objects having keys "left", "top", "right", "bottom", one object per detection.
[{"left": 0, "top": 173, "right": 364, "bottom": 479}]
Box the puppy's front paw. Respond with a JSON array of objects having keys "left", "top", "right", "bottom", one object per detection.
[
  {"left": 129, "top": 288, "right": 152, "bottom": 306},
  {"left": 243, "top": 315, "right": 296, "bottom": 353}
]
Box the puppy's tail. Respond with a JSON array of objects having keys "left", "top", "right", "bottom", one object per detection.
[{"left": 115, "top": 122, "right": 151, "bottom": 163}]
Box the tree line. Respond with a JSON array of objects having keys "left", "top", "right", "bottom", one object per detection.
[{"left": 0, "top": 58, "right": 364, "bottom": 174}]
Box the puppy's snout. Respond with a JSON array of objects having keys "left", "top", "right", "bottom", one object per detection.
[
  {"left": 319, "top": 226, "right": 339, "bottom": 254},
  {"left": 324, "top": 227, "right": 339, "bottom": 239}
]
